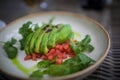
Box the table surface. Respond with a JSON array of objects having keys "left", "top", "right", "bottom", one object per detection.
[{"left": 0, "top": 0, "right": 120, "bottom": 80}]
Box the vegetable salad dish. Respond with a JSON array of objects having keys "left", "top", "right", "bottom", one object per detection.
[{"left": 2, "top": 18, "right": 95, "bottom": 78}]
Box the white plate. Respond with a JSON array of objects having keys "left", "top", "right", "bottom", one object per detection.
[{"left": 0, "top": 12, "right": 110, "bottom": 80}]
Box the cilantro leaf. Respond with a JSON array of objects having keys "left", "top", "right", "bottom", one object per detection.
[
  {"left": 19, "top": 21, "right": 33, "bottom": 38},
  {"left": 3, "top": 38, "right": 18, "bottom": 59},
  {"left": 70, "top": 35, "right": 94, "bottom": 54}
]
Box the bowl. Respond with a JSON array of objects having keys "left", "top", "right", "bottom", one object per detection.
[{"left": 0, "top": 11, "right": 110, "bottom": 80}]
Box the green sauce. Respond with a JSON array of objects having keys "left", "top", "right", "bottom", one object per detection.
[{"left": 11, "top": 58, "right": 36, "bottom": 75}]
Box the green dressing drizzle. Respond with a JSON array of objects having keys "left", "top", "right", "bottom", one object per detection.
[{"left": 11, "top": 58, "right": 36, "bottom": 75}]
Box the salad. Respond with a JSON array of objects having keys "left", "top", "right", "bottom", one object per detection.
[{"left": 2, "top": 18, "right": 95, "bottom": 78}]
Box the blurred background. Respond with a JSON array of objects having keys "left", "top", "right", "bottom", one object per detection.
[{"left": 0, "top": 0, "right": 120, "bottom": 80}]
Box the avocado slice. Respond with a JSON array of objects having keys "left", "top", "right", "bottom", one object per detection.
[
  {"left": 39, "top": 24, "right": 54, "bottom": 54},
  {"left": 37, "top": 24, "right": 56, "bottom": 54},
  {"left": 25, "top": 23, "right": 73, "bottom": 55},
  {"left": 55, "top": 24, "right": 73, "bottom": 44},
  {"left": 40, "top": 33, "right": 49, "bottom": 54},
  {"left": 47, "top": 24, "right": 64, "bottom": 49},
  {"left": 34, "top": 24, "right": 51, "bottom": 53},
  {"left": 34, "top": 30, "right": 45, "bottom": 53},
  {"left": 24, "top": 24, "right": 49, "bottom": 54},
  {"left": 29, "top": 24, "right": 47, "bottom": 53},
  {"left": 47, "top": 29, "right": 56, "bottom": 48},
  {"left": 24, "top": 33, "right": 34, "bottom": 54}
]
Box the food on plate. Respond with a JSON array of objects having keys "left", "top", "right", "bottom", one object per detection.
[
  {"left": 1, "top": 18, "right": 95, "bottom": 78},
  {"left": 2, "top": 38, "right": 18, "bottom": 59},
  {"left": 24, "top": 24, "right": 73, "bottom": 55}
]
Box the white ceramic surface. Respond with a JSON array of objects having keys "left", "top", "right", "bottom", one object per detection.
[{"left": 0, "top": 12, "right": 110, "bottom": 80}]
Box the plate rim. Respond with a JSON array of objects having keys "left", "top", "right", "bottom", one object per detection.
[{"left": 0, "top": 11, "right": 111, "bottom": 80}]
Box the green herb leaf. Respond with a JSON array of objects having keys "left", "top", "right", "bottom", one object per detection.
[
  {"left": 70, "top": 34, "right": 94, "bottom": 54},
  {"left": 3, "top": 38, "right": 18, "bottom": 59},
  {"left": 81, "top": 35, "right": 91, "bottom": 46},
  {"left": 86, "top": 44, "right": 94, "bottom": 52},
  {"left": 19, "top": 21, "right": 33, "bottom": 38},
  {"left": 46, "top": 65, "right": 70, "bottom": 76},
  {"left": 70, "top": 42, "right": 81, "bottom": 54},
  {"left": 19, "top": 21, "right": 33, "bottom": 50},
  {"left": 4, "top": 46, "right": 17, "bottom": 59},
  {"left": 19, "top": 39, "right": 25, "bottom": 50},
  {"left": 77, "top": 53, "right": 94, "bottom": 67},
  {"left": 63, "top": 53, "right": 95, "bottom": 74},
  {"left": 63, "top": 57, "right": 83, "bottom": 73},
  {"left": 11, "top": 38, "right": 17, "bottom": 45},
  {"left": 37, "top": 60, "right": 51, "bottom": 68},
  {"left": 19, "top": 21, "right": 40, "bottom": 50},
  {"left": 30, "top": 70, "right": 43, "bottom": 78},
  {"left": 63, "top": 56, "right": 80, "bottom": 66},
  {"left": 34, "top": 24, "right": 39, "bottom": 31}
]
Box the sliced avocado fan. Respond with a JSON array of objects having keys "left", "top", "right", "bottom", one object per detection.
[{"left": 24, "top": 21, "right": 74, "bottom": 55}]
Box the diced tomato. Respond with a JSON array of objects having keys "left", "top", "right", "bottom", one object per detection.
[
  {"left": 55, "top": 44, "right": 61, "bottom": 49},
  {"left": 52, "top": 52, "right": 57, "bottom": 57},
  {"left": 57, "top": 52, "right": 63, "bottom": 58},
  {"left": 41, "top": 55, "right": 48, "bottom": 60},
  {"left": 62, "top": 52, "right": 67, "bottom": 59},
  {"left": 24, "top": 40, "right": 75, "bottom": 63},
  {"left": 69, "top": 52, "right": 76, "bottom": 57},
  {"left": 59, "top": 46, "right": 64, "bottom": 52},
  {"left": 66, "top": 48, "right": 70, "bottom": 53},
  {"left": 46, "top": 52, "right": 52, "bottom": 57},
  {"left": 56, "top": 58, "right": 63, "bottom": 64},
  {"left": 48, "top": 48, "right": 58, "bottom": 57},
  {"left": 24, "top": 54, "right": 32, "bottom": 60},
  {"left": 56, "top": 49, "right": 61, "bottom": 54},
  {"left": 49, "top": 49, "right": 56, "bottom": 54},
  {"left": 63, "top": 44, "right": 69, "bottom": 50},
  {"left": 47, "top": 55, "right": 54, "bottom": 60},
  {"left": 32, "top": 53, "right": 37, "bottom": 61},
  {"left": 35, "top": 53, "right": 41, "bottom": 58}
]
